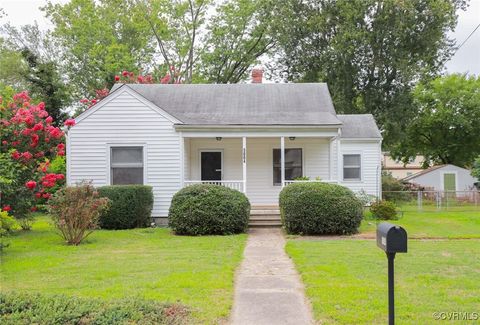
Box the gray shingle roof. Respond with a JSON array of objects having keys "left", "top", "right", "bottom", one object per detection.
[
  {"left": 114, "top": 83, "right": 342, "bottom": 125},
  {"left": 337, "top": 114, "right": 382, "bottom": 139}
]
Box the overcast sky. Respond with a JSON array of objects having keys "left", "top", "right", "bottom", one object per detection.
[{"left": 1, "top": 0, "right": 479, "bottom": 76}]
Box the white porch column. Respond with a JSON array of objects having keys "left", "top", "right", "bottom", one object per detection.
[
  {"left": 281, "top": 136, "right": 285, "bottom": 188},
  {"left": 180, "top": 133, "right": 185, "bottom": 187},
  {"left": 337, "top": 137, "right": 342, "bottom": 182},
  {"left": 329, "top": 137, "right": 335, "bottom": 181},
  {"left": 242, "top": 137, "right": 247, "bottom": 194}
]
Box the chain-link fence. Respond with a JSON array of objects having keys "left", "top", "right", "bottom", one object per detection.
[{"left": 382, "top": 190, "right": 480, "bottom": 212}]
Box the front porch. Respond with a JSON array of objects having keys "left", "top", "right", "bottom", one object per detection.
[{"left": 181, "top": 134, "right": 340, "bottom": 205}]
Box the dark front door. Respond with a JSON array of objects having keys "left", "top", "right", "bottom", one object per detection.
[{"left": 201, "top": 151, "right": 222, "bottom": 181}]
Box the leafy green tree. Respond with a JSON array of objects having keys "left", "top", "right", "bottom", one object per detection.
[
  {"left": 471, "top": 156, "right": 480, "bottom": 179},
  {"left": 392, "top": 74, "right": 480, "bottom": 168},
  {"left": 42, "top": 0, "right": 155, "bottom": 97},
  {"left": 276, "top": 0, "right": 466, "bottom": 147},
  {"left": 199, "top": 0, "right": 279, "bottom": 83},
  {"left": 43, "top": 0, "right": 282, "bottom": 90},
  {"left": 20, "top": 49, "right": 69, "bottom": 125},
  {"left": 0, "top": 24, "right": 70, "bottom": 125}
]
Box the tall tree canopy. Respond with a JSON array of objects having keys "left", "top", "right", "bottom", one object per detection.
[
  {"left": 276, "top": 0, "right": 466, "bottom": 146},
  {"left": 392, "top": 74, "right": 480, "bottom": 168},
  {"left": 42, "top": 0, "right": 281, "bottom": 93},
  {"left": 0, "top": 24, "right": 70, "bottom": 124}
]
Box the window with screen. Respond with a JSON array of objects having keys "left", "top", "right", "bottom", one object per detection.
[
  {"left": 110, "top": 146, "right": 144, "bottom": 185},
  {"left": 343, "top": 154, "right": 361, "bottom": 181},
  {"left": 273, "top": 148, "right": 303, "bottom": 186}
]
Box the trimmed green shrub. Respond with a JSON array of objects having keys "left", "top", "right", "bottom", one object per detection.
[
  {"left": 168, "top": 184, "right": 250, "bottom": 235},
  {"left": 98, "top": 185, "right": 153, "bottom": 230},
  {"left": 279, "top": 182, "right": 363, "bottom": 235},
  {"left": 0, "top": 292, "right": 188, "bottom": 324},
  {"left": 370, "top": 200, "right": 398, "bottom": 220}
]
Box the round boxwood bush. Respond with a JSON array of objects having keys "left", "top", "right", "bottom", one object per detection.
[
  {"left": 168, "top": 184, "right": 250, "bottom": 235},
  {"left": 279, "top": 182, "right": 363, "bottom": 235},
  {"left": 370, "top": 200, "right": 398, "bottom": 220}
]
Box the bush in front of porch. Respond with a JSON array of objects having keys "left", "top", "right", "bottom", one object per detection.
[
  {"left": 279, "top": 182, "right": 363, "bottom": 235},
  {"left": 168, "top": 184, "right": 250, "bottom": 235}
]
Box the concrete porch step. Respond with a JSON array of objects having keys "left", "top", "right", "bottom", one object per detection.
[
  {"left": 250, "top": 209, "right": 281, "bottom": 215},
  {"left": 248, "top": 219, "right": 283, "bottom": 227}
]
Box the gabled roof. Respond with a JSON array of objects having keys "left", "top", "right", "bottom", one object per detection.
[
  {"left": 337, "top": 114, "right": 382, "bottom": 139},
  {"left": 111, "top": 83, "right": 342, "bottom": 126},
  {"left": 402, "top": 165, "right": 446, "bottom": 181}
]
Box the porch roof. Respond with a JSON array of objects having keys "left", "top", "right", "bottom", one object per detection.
[{"left": 112, "top": 83, "right": 342, "bottom": 126}]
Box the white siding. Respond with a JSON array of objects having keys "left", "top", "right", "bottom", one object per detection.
[
  {"left": 68, "top": 90, "right": 181, "bottom": 217},
  {"left": 187, "top": 137, "right": 331, "bottom": 204},
  {"left": 408, "top": 165, "right": 478, "bottom": 191},
  {"left": 339, "top": 140, "right": 382, "bottom": 197}
]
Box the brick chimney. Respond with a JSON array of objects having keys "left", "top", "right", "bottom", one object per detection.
[{"left": 251, "top": 67, "right": 263, "bottom": 83}]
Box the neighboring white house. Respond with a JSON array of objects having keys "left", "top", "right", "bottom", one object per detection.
[
  {"left": 67, "top": 77, "right": 382, "bottom": 223},
  {"left": 402, "top": 164, "right": 478, "bottom": 192}
]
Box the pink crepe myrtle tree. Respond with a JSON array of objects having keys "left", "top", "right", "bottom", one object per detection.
[{"left": 0, "top": 91, "right": 72, "bottom": 229}]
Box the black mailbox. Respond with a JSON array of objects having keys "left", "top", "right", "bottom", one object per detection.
[{"left": 376, "top": 222, "right": 407, "bottom": 253}]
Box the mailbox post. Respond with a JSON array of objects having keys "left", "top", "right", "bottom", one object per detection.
[{"left": 376, "top": 222, "right": 408, "bottom": 325}]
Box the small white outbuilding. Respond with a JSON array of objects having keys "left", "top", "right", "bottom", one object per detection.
[{"left": 403, "top": 164, "right": 478, "bottom": 192}]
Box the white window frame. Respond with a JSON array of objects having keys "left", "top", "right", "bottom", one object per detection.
[
  {"left": 272, "top": 147, "right": 304, "bottom": 186},
  {"left": 198, "top": 149, "right": 224, "bottom": 181},
  {"left": 342, "top": 153, "right": 362, "bottom": 182},
  {"left": 106, "top": 143, "right": 147, "bottom": 185}
]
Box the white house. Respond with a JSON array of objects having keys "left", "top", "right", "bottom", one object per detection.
[
  {"left": 67, "top": 79, "right": 382, "bottom": 223},
  {"left": 402, "top": 164, "right": 478, "bottom": 192}
]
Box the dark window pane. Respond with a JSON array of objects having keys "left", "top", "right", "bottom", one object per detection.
[
  {"left": 343, "top": 168, "right": 360, "bottom": 180},
  {"left": 112, "top": 168, "right": 143, "bottom": 185},
  {"left": 343, "top": 154, "right": 360, "bottom": 167},
  {"left": 273, "top": 148, "right": 303, "bottom": 185},
  {"left": 112, "top": 147, "right": 143, "bottom": 165}
]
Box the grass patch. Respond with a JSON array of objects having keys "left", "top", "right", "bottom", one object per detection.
[
  {"left": 0, "top": 216, "right": 247, "bottom": 324},
  {"left": 360, "top": 208, "right": 480, "bottom": 238},
  {"left": 286, "top": 239, "right": 480, "bottom": 324}
]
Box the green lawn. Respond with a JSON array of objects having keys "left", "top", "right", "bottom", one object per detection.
[
  {"left": 286, "top": 239, "right": 480, "bottom": 324},
  {"left": 0, "top": 216, "right": 247, "bottom": 324},
  {"left": 360, "top": 208, "right": 480, "bottom": 238}
]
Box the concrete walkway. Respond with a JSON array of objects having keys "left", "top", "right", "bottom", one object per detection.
[{"left": 230, "top": 228, "right": 314, "bottom": 325}]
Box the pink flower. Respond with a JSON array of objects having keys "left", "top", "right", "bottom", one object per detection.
[
  {"left": 35, "top": 192, "right": 42, "bottom": 199},
  {"left": 33, "top": 122, "right": 43, "bottom": 131},
  {"left": 2, "top": 140, "right": 7, "bottom": 145},
  {"left": 57, "top": 143, "right": 65, "bottom": 151},
  {"left": 56, "top": 174, "right": 65, "bottom": 180},
  {"left": 64, "top": 119, "right": 76, "bottom": 127},
  {"left": 11, "top": 151, "right": 21, "bottom": 160},
  {"left": 114, "top": 75, "right": 120, "bottom": 81},
  {"left": 38, "top": 102, "right": 45, "bottom": 110},
  {"left": 122, "top": 70, "right": 129, "bottom": 77},
  {"left": 57, "top": 150, "right": 65, "bottom": 156},
  {"left": 24, "top": 115, "right": 34, "bottom": 126},
  {"left": 2, "top": 205, "right": 11, "bottom": 212},
  {"left": 21, "top": 128, "right": 33, "bottom": 136},
  {"left": 45, "top": 116, "right": 53, "bottom": 124},
  {"left": 30, "top": 206, "right": 38, "bottom": 212},
  {"left": 21, "top": 151, "right": 33, "bottom": 160},
  {"left": 25, "top": 180, "right": 37, "bottom": 190},
  {"left": 42, "top": 193, "right": 51, "bottom": 199}
]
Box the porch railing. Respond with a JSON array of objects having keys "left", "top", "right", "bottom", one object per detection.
[
  {"left": 183, "top": 180, "right": 245, "bottom": 192},
  {"left": 284, "top": 180, "right": 338, "bottom": 186}
]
